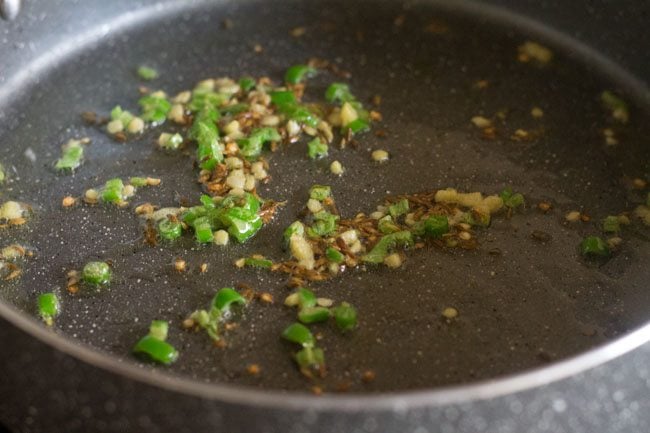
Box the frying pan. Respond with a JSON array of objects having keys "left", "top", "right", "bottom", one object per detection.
[{"left": 1, "top": 0, "right": 649, "bottom": 432}]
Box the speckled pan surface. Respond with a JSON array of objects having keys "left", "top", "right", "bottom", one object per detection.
[{"left": 0, "top": 0, "right": 649, "bottom": 395}]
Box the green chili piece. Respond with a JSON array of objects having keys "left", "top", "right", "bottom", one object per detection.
[
  {"left": 129, "top": 177, "right": 147, "bottom": 187},
  {"left": 138, "top": 94, "right": 171, "bottom": 124},
  {"left": 295, "top": 347, "right": 325, "bottom": 376},
  {"left": 284, "top": 105, "right": 319, "bottom": 128},
  {"left": 82, "top": 261, "right": 112, "bottom": 285},
  {"left": 307, "top": 138, "right": 328, "bottom": 159},
  {"left": 298, "top": 306, "right": 331, "bottom": 324},
  {"left": 161, "top": 133, "right": 183, "bottom": 150},
  {"left": 38, "top": 293, "right": 59, "bottom": 325},
  {"left": 239, "top": 77, "right": 256, "bottom": 92},
  {"left": 307, "top": 211, "right": 339, "bottom": 237},
  {"left": 285, "top": 64, "right": 317, "bottom": 84},
  {"left": 220, "top": 207, "right": 263, "bottom": 243},
  {"left": 602, "top": 216, "right": 621, "bottom": 233},
  {"left": 110, "top": 106, "right": 134, "bottom": 126},
  {"left": 193, "top": 216, "right": 213, "bottom": 243},
  {"left": 149, "top": 320, "right": 169, "bottom": 341},
  {"left": 101, "top": 178, "right": 125, "bottom": 204},
  {"left": 188, "top": 88, "right": 228, "bottom": 112},
  {"left": 240, "top": 193, "right": 262, "bottom": 213},
  {"left": 281, "top": 322, "right": 315, "bottom": 347},
  {"left": 462, "top": 208, "right": 491, "bottom": 228},
  {"left": 238, "top": 127, "right": 281, "bottom": 158},
  {"left": 270, "top": 90, "right": 297, "bottom": 107},
  {"left": 133, "top": 335, "right": 178, "bottom": 365},
  {"left": 200, "top": 194, "right": 216, "bottom": 209},
  {"left": 191, "top": 108, "right": 222, "bottom": 169},
  {"left": 55, "top": 141, "right": 84, "bottom": 171},
  {"left": 244, "top": 257, "right": 273, "bottom": 268},
  {"left": 388, "top": 199, "right": 409, "bottom": 218},
  {"left": 297, "top": 287, "right": 317, "bottom": 309},
  {"left": 500, "top": 187, "right": 525, "bottom": 209},
  {"left": 362, "top": 231, "right": 413, "bottom": 263},
  {"left": 325, "top": 247, "right": 345, "bottom": 263},
  {"left": 378, "top": 215, "right": 400, "bottom": 234},
  {"left": 601, "top": 91, "right": 629, "bottom": 119},
  {"left": 309, "top": 185, "right": 331, "bottom": 201},
  {"left": 344, "top": 118, "right": 370, "bottom": 134},
  {"left": 332, "top": 302, "right": 357, "bottom": 332},
  {"left": 580, "top": 236, "right": 610, "bottom": 258},
  {"left": 423, "top": 215, "right": 449, "bottom": 238},
  {"left": 137, "top": 66, "right": 159, "bottom": 81},
  {"left": 283, "top": 221, "right": 305, "bottom": 247},
  {"left": 159, "top": 219, "right": 182, "bottom": 240},
  {"left": 325, "top": 83, "right": 355, "bottom": 103},
  {"left": 213, "top": 287, "right": 246, "bottom": 312}
]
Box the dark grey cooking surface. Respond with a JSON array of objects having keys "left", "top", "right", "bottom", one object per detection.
[{"left": 0, "top": 0, "right": 649, "bottom": 432}]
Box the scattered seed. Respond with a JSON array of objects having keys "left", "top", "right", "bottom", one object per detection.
[
  {"left": 565, "top": 211, "right": 581, "bottom": 222},
  {"left": 259, "top": 292, "right": 274, "bottom": 304},
  {"left": 290, "top": 26, "right": 306, "bottom": 37},
  {"left": 471, "top": 116, "right": 492, "bottom": 128},
  {"left": 458, "top": 231, "right": 472, "bottom": 241},
  {"left": 174, "top": 258, "right": 186, "bottom": 272},
  {"left": 531, "top": 107, "right": 544, "bottom": 118},
  {"left": 442, "top": 307, "right": 458, "bottom": 319},
  {"left": 246, "top": 364, "right": 261, "bottom": 375},
  {"left": 361, "top": 370, "right": 376, "bottom": 383},
  {"left": 62, "top": 196, "right": 76, "bottom": 208},
  {"left": 371, "top": 149, "right": 389, "bottom": 162},
  {"left": 199, "top": 263, "right": 208, "bottom": 273},
  {"left": 537, "top": 202, "right": 552, "bottom": 213},
  {"left": 632, "top": 178, "right": 647, "bottom": 190}
]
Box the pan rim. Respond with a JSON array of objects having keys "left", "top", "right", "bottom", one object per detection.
[
  {"left": 2, "top": 299, "right": 650, "bottom": 410},
  {"left": 1, "top": 0, "right": 649, "bottom": 412}
]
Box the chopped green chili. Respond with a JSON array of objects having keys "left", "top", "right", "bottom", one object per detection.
[
  {"left": 295, "top": 346, "right": 325, "bottom": 375},
  {"left": 309, "top": 185, "right": 331, "bottom": 201},
  {"left": 158, "top": 219, "right": 182, "bottom": 240},
  {"left": 332, "top": 302, "right": 357, "bottom": 332},
  {"left": 137, "top": 66, "right": 159, "bottom": 81},
  {"left": 101, "top": 178, "right": 125, "bottom": 204},
  {"left": 362, "top": 230, "right": 414, "bottom": 263},
  {"left": 388, "top": 199, "right": 409, "bottom": 219},
  {"left": 422, "top": 215, "right": 449, "bottom": 238},
  {"left": 133, "top": 335, "right": 178, "bottom": 365},
  {"left": 325, "top": 83, "right": 355, "bottom": 103},
  {"left": 238, "top": 127, "right": 281, "bottom": 158},
  {"left": 38, "top": 293, "right": 59, "bottom": 325},
  {"left": 601, "top": 91, "right": 629, "bottom": 121},
  {"left": 298, "top": 306, "right": 331, "bottom": 324},
  {"left": 139, "top": 94, "right": 171, "bottom": 124},
  {"left": 55, "top": 140, "right": 84, "bottom": 171},
  {"left": 307, "top": 211, "right": 339, "bottom": 237},
  {"left": 500, "top": 187, "right": 525, "bottom": 209},
  {"left": 160, "top": 132, "right": 183, "bottom": 150},
  {"left": 191, "top": 108, "right": 222, "bottom": 170},
  {"left": 270, "top": 90, "right": 297, "bottom": 107},
  {"left": 307, "top": 138, "right": 328, "bottom": 159},
  {"left": 129, "top": 177, "right": 148, "bottom": 187},
  {"left": 325, "top": 247, "right": 345, "bottom": 263},
  {"left": 285, "top": 64, "right": 317, "bottom": 84},
  {"left": 378, "top": 215, "right": 400, "bottom": 234},
  {"left": 244, "top": 257, "right": 273, "bottom": 268},
  {"left": 220, "top": 207, "right": 263, "bottom": 243},
  {"left": 602, "top": 216, "right": 621, "bottom": 233},
  {"left": 82, "top": 261, "right": 112, "bottom": 285},
  {"left": 110, "top": 106, "right": 134, "bottom": 126},
  {"left": 193, "top": 216, "right": 214, "bottom": 243},
  {"left": 270, "top": 91, "right": 319, "bottom": 127},
  {"left": 239, "top": 77, "right": 256, "bottom": 92},
  {"left": 281, "top": 322, "right": 315, "bottom": 347},
  {"left": 462, "top": 208, "right": 491, "bottom": 227},
  {"left": 296, "top": 287, "right": 317, "bottom": 309},
  {"left": 213, "top": 287, "right": 246, "bottom": 312},
  {"left": 580, "top": 236, "right": 610, "bottom": 258},
  {"left": 188, "top": 88, "right": 228, "bottom": 112},
  {"left": 344, "top": 118, "right": 370, "bottom": 134},
  {"left": 149, "top": 320, "right": 169, "bottom": 341},
  {"left": 284, "top": 221, "right": 305, "bottom": 246}
]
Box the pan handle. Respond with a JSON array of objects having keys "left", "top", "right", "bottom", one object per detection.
[{"left": 0, "top": 0, "right": 21, "bottom": 20}]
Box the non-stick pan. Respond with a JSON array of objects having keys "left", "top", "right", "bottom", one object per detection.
[{"left": 1, "top": 0, "right": 649, "bottom": 432}]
